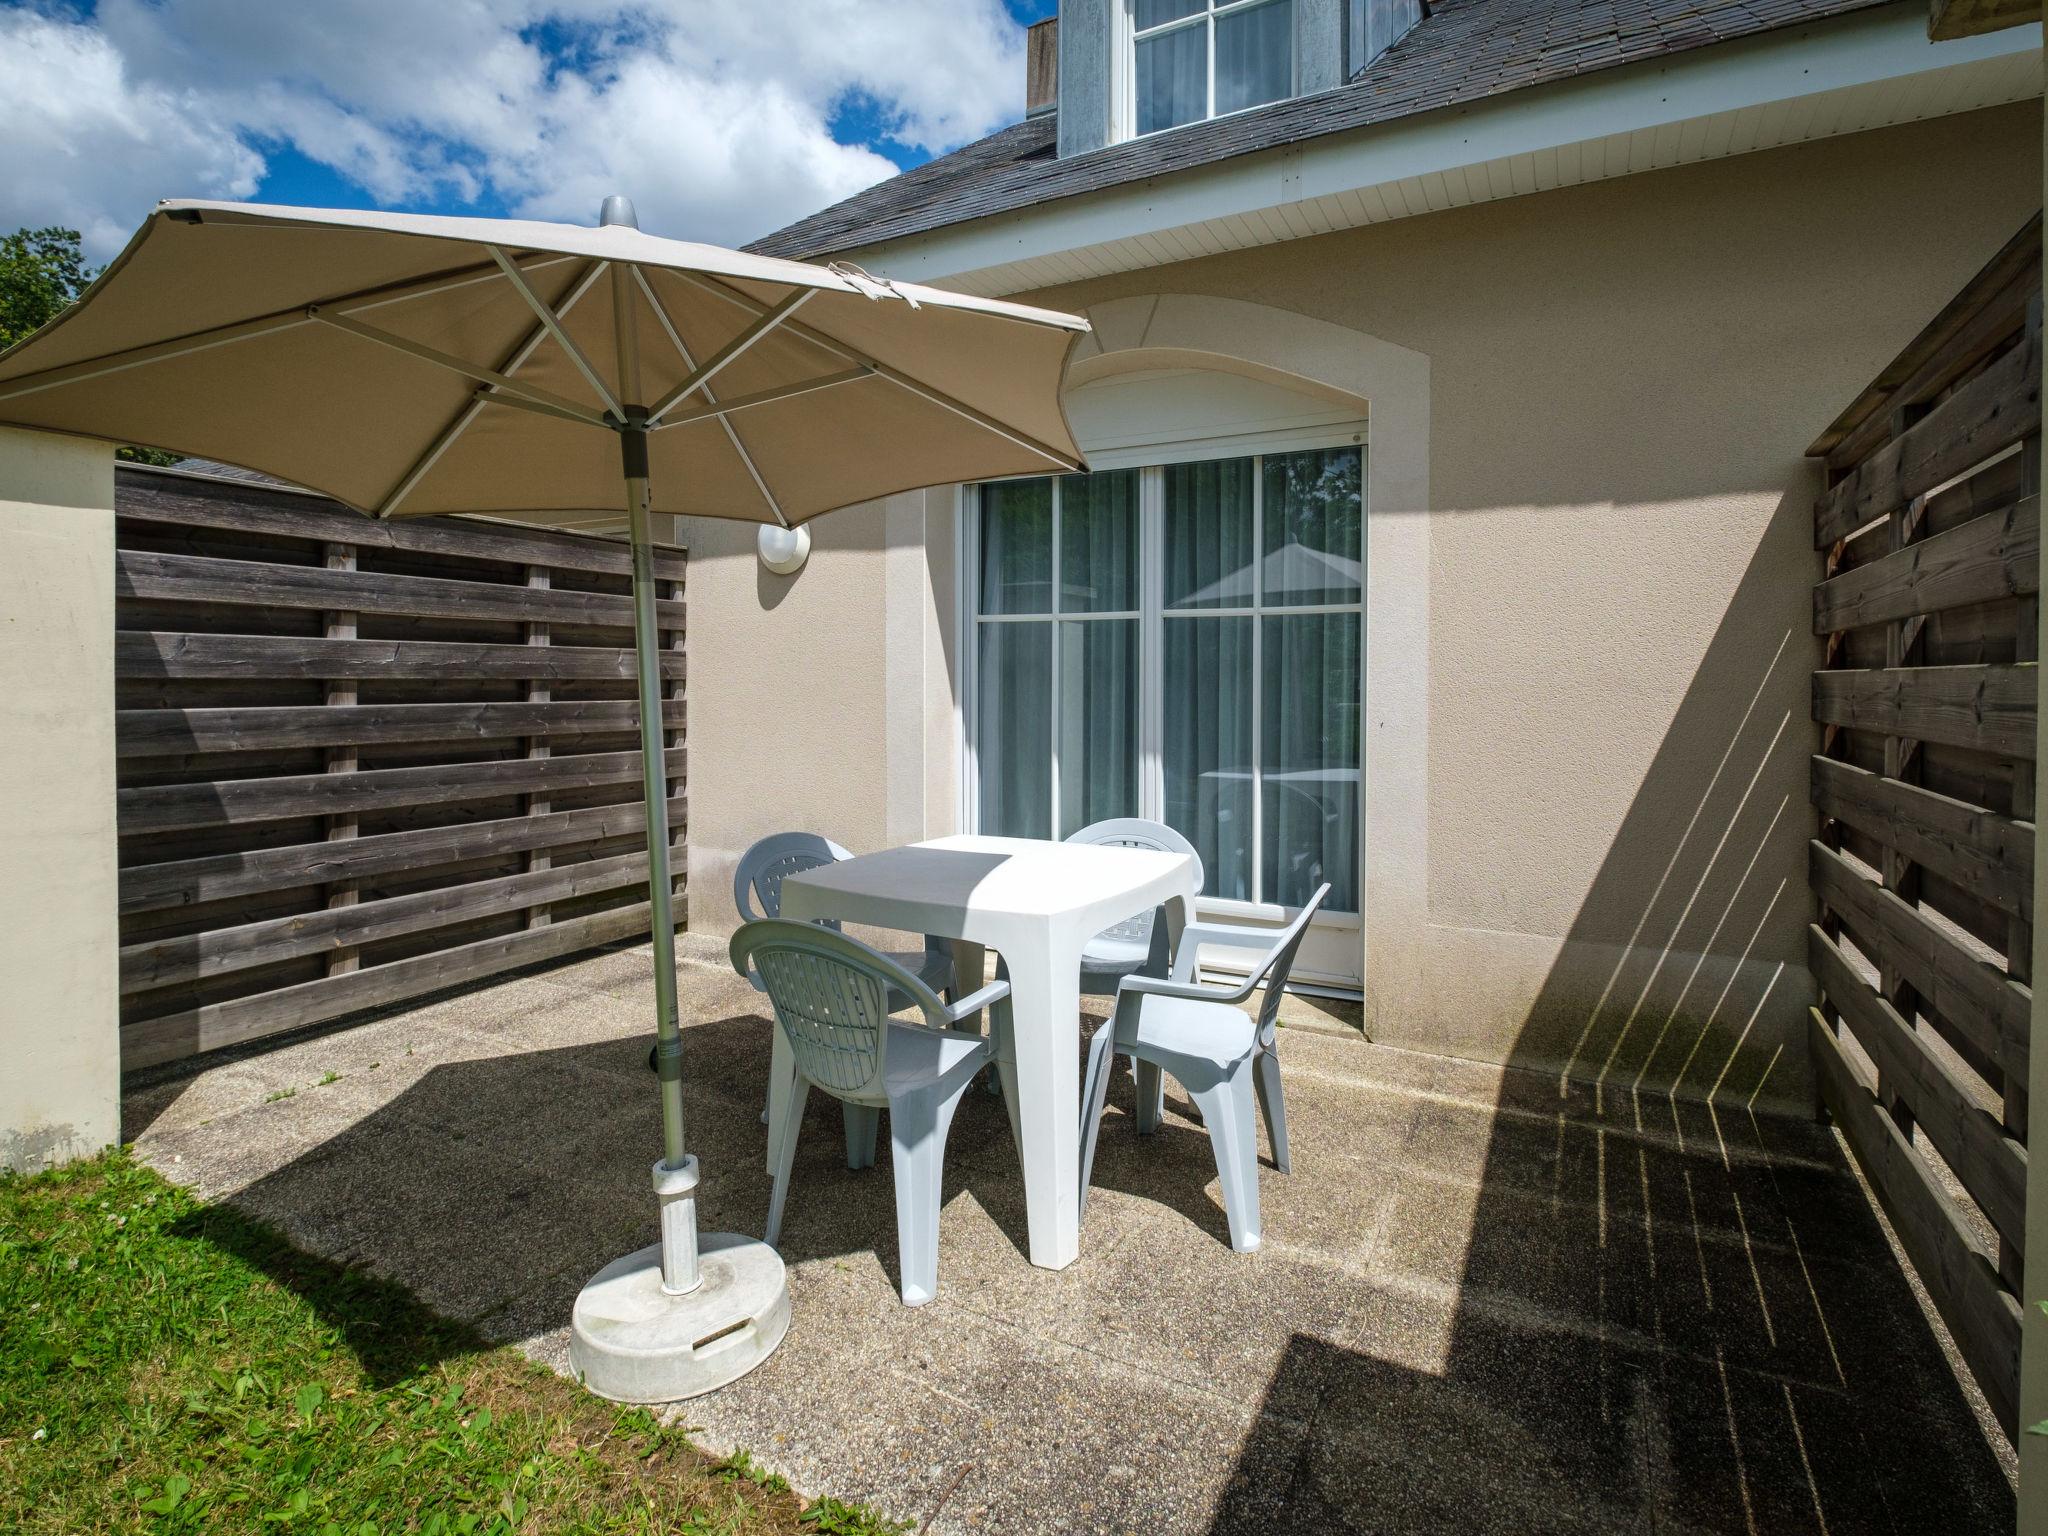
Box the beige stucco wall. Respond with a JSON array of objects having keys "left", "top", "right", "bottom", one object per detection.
[
  {"left": 678, "top": 485, "right": 959, "bottom": 941},
  {"left": 0, "top": 426, "right": 120, "bottom": 1171},
  {"left": 683, "top": 101, "right": 2042, "bottom": 1112}
]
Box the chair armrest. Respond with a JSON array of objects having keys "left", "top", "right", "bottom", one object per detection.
[
  {"left": 1176, "top": 919, "right": 1280, "bottom": 952},
  {"left": 1118, "top": 970, "right": 1259, "bottom": 1006},
  {"left": 941, "top": 978, "right": 1011, "bottom": 1026}
]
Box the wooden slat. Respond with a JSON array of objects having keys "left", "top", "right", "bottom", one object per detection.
[
  {"left": 121, "top": 851, "right": 660, "bottom": 989},
  {"left": 119, "top": 747, "right": 685, "bottom": 834},
  {"left": 117, "top": 699, "right": 683, "bottom": 757},
  {"left": 118, "top": 550, "right": 687, "bottom": 629},
  {"left": 119, "top": 795, "right": 684, "bottom": 915},
  {"left": 1807, "top": 840, "right": 2030, "bottom": 1082},
  {"left": 1814, "top": 332, "right": 2041, "bottom": 548},
  {"left": 1809, "top": 1010, "right": 2021, "bottom": 1436},
  {"left": 1811, "top": 495, "right": 2038, "bottom": 633},
  {"left": 119, "top": 901, "right": 661, "bottom": 1070},
  {"left": 1810, "top": 214, "right": 2039, "bottom": 461},
  {"left": 1810, "top": 756, "right": 2033, "bottom": 920},
  {"left": 116, "top": 467, "right": 686, "bottom": 582},
  {"left": 118, "top": 630, "right": 685, "bottom": 682},
  {"left": 1811, "top": 664, "right": 2036, "bottom": 758},
  {"left": 1808, "top": 925, "right": 2026, "bottom": 1247}
]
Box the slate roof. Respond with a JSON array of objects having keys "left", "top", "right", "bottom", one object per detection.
[{"left": 747, "top": 0, "right": 1892, "bottom": 263}]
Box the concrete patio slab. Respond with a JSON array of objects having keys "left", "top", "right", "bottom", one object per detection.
[{"left": 124, "top": 938, "right": 2016, "bottom": 1534}]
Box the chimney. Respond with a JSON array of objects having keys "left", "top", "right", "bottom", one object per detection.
[{"left": 1026, "top": 17, "right": 1058, "bottom": 117}]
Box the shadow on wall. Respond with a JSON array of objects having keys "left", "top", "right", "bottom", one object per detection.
[{"left": 1495, "top": 483, "right": 1820, "bottom": 1114}]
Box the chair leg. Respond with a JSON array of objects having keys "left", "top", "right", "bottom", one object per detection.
[
  {"left": 764, "top": 1029, "right": 798, "bottom": 1173},
  {"left": 842, "top": 1103, "right": 881, "bottom": 1170},
  {"left": 1254, "top": 1047, "right": 1291, "bottom": 1175},
  {"left": 1189, "top": 1064, "right": 1262, "bottom": 1253},
  {"left": 1133, "top": 1058, "right": 1167, "bottom": 1136},
  {"left": 765, "top": 1078, "right": 810, "bottom": 1248},
  {"left": 1077, "top": 1019, "right": 1118, "bottom": 1220},
  {"left": 887, "top": 1078, "right": 969, "bottom": 1307}
]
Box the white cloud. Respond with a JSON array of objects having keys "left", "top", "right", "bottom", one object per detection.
[
  {"left": 1, "top": 0, "right": 1028, "bottom": 261},
  {"left": 0, "top": 10, "right": 263, "bottom": 258}
]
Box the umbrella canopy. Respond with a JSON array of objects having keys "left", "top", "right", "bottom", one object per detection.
[
  {"left": 0, "top": 200, "right": 1087, "bottom": 524},
  {"left": 0, "top": 197, "right": 1091, "bottom": 1402}
]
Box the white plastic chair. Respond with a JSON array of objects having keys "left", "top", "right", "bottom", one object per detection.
[
  {"left": 730, "top": 832, "right": 963, "bottom": 1148},
  {"left": 733, "top": 831, "right": 955, "bottom": 1003},
  {"left": 1063, "top": 818, "right": 1205, "bottom": 997},
  {"left": 732, "top": 919, "right": 1021, "bottom": 1307},
  {"left": 1078, "top": 883, "right": 1330, "bottom": 1253}
]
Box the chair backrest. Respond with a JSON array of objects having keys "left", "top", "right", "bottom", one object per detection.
[
  {"left": 729, "top": 920, "right": 948, "bottom": 1102},
  {"left": 732, "top": 831, "right": 854, "bottom": 925},
  {"left": 1065, "top": 818, "right": 1205, "bottom": 946},
  {"left": 1249, "top": 883, "right": 1331, "bottom": 1048}
]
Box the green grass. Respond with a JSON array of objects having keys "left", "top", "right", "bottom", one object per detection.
[{"left": 0, "top": 1152, "right": 907, "bottom": 1536}]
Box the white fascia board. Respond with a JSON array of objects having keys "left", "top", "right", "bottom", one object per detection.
[{"left": 845, "top": 4, "right": 2041, "bottom": 290}]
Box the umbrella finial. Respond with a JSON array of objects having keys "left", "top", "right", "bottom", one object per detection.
[{"left": 599, "top": 194, "right": 639, "bottom": 230}]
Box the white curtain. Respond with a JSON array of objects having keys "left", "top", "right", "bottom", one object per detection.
[
  {"left": 1056, "top": 471, "right": 1141, "bottom": 836},
  {"left": 1215, "top": 0, "right": 1293, "bottom": 116},
  {"left": 1135, "top": 20, "right": 1206, "bottom": 134},
  {"left": 981, "top": 448, "right": 1361, "bottom": 911},
  {"left": 978, "top": 478, "right": 1053, "bottom": 837}
]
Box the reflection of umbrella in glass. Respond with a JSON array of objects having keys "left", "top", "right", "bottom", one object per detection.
[
  {"left": 0, "top": 195, "right": 1088, "bottom": 1402},
  {"left": 1180, "top": 542, "right": 1360, "bottom": 607}
]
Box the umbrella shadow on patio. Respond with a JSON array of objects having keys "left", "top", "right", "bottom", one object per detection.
[{"left": 160, "top": 1008, "right": 1075, "bottom": 1384}]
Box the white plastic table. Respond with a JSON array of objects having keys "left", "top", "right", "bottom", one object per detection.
[{"left": 777, "top": 833, "right": 1197, "bottom": 1270}]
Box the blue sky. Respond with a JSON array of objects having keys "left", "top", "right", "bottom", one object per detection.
[{"left": 1, "top": 1, "right": 1061, "bottom": 258}]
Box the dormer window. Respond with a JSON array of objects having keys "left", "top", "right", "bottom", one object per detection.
[{"left": 1126, "top": 0, "right": 1294, "bottom": 138}]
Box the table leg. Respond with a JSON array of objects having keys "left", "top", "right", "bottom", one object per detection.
[{"left": 1001, "top": 931, "right": 1082, "bottom": 1269}]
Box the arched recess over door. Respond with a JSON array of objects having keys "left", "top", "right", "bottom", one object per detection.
[{"left": 1050, "top": 295, "right": 1430, "bottom": 1009}]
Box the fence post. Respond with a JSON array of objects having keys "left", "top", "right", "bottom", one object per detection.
[
  {"left": 524, "top": 564, "right": 552, "bottom": 928},
  {"left": 323, "top": 541, "right": 360, "bottom": 975}
]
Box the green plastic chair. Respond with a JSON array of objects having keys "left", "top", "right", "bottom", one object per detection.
[
  {"left": 731, "top": 919, "right": 1021, "bottom": 1307},
  {"left": 1078, "top": 884, "right": 1330, "bottom": 1253}
]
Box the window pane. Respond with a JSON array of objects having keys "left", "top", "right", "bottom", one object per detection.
[
  {"left": 977, "top": 622, "right": 1051, "bottom": 838},
  {"left": 1163, "top": 457, "right": 1254, "bottom": 608},
  {"left": 1262, "top": 445, "right": 1362, "bottom": 606},
  {"left": 1136, "top": 23, "right": 1206, "bottom": 135},
  {"left": 1163, "top": 616, "right": 1253, "bottom": 901},
  {"left": 980, "top": 478, "right": 1052, "bottom": 615},
  {"left": 1215, "top": 0, "right": 1292, "bottom": 115},
  {"left": 1135, "top": 0, "right": 1205, "bottom": 28},
  {"left": 1057, "top": 619, "right": 1140, "bottom": 837},
  {"left": 1059, "top": 470, "right": 1140, "bottom": 613},
  {"left": 1263, "top": 613, "right": 1359, "bottom": 911}
]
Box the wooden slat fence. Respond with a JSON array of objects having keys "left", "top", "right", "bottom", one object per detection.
[
  {"left": 1807, "top": 213, "right": 2039, "bottom": 1439},
  {"left": 115, "top": 464, "right": 686, "bottom": 1070}
]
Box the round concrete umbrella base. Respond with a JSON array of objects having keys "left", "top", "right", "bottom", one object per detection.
[{"left": 569, "top": 1231, "right": 791, "bottom": 1403}]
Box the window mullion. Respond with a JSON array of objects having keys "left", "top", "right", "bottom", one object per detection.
[
  {"left": 1250, "top": 453, "right": 1264, "bottom": 906},
  {"left": 1141, "top": 465, "right": 1164, "bottom": 826},
  {"left": 1206, "top": 10, "right": 1217, "bottom": 121},
  {"left": 1049, "top": 477, "right": 1062, "bottom": 839}
]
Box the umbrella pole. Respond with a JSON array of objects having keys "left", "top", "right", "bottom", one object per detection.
[
  {"left": 567, "top": 414, "right": 791, "bottom": 1402},
  {"left": 623, "top": 417, "right": 698, "bottom": 1294}
]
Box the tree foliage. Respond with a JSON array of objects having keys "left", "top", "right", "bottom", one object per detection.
[
  {"left": 0, "top": 226, "right": 179, "bottom": 465},
  {"left": 0, "top": 226, "right": 92, "bottom": 351}
]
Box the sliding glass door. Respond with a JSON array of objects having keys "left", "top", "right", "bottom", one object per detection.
[{"left": 969, "top": 441, "right": 1363, "bottom": 979}]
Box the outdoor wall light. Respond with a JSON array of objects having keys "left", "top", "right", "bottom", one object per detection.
[{"left": 757, "top": 521, "right": 811, "bottom": 576}]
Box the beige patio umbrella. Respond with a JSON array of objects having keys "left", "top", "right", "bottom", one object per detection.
[{"left": 0, "top": 195, "right": 1089, "bottom": 1402}]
